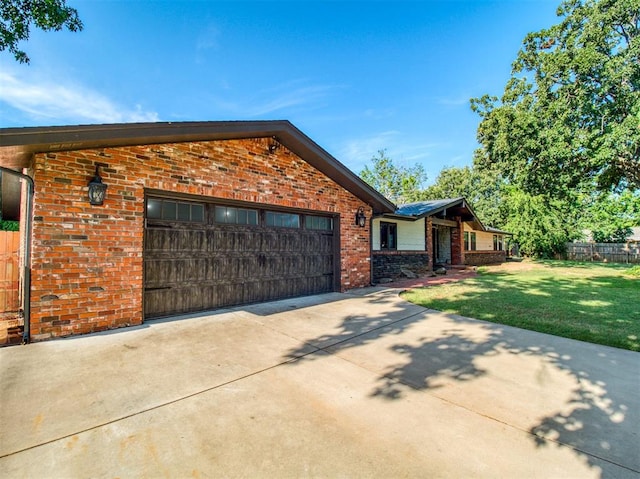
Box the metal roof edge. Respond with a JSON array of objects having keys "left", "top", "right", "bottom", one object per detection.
[
  {"left": 410, "top": 197, "right": 466, "bottom": 219},
  {"left": 373, "top": 213, "right": 419, "bottom": 221}
]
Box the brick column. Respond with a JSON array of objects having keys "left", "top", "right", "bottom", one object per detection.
[
  {"left": 451, "top": 216, "right": 464, "bottom": 265},
  {"left": 425, "top": 216, "right": 433, "bottom": 270}
]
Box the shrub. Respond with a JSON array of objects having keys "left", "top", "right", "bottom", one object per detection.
[{"left": 0, "top": 220, "right": 19, "bottom": 231}]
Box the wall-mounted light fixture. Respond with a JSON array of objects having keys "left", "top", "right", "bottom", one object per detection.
[
  {"left": 88, "top": 165, "right": 107, "bottom": 206},
  {"left": 267, "top": 136, "right": 280, "bottom": 154},
  {"left": 355, "top": 206, "right": 367, "bottom": 228}
]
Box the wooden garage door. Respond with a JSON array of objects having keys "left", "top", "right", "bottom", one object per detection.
[{"left": 144, "top": 198, "right": 337, "bottom": 318}]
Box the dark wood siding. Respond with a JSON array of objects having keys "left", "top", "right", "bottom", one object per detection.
[{"left": 144, "top": 200, "right": 336, "bottom": 318}]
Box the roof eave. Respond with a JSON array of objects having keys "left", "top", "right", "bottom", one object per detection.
[{"left": 0, "top": 121, "right": 396, "bottom": 214}]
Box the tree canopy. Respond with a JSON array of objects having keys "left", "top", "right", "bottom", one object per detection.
[
  {"left": 0, "top": 0, "right": 83, "bottom": 64},
  {"left": 584, "top": 190, "right": 640, "bottom": 241},
  {"left": 359, "top": 150, "right": 427, "bottom": 205},
  {"left": 421, "top": 166, "right": 505, "bottom": 227},
  {"left": 359, "top": 0, "right": 640, "bottom": 257},
  {"left": 472, "top": 0, "right": 639, "bottom": 194}
]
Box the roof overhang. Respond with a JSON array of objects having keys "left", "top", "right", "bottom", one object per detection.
[
  {"left": 0, "top": 120, "right": 396, "bottom": 214},
  {"left": 485, "top": 227, "right": 514, "bottom": 236},
  {"left": 419, "top": 198, "right": 480, "bottom": 223},
  {"left": 373, "top": 213, "right": 419, "bottom": 222}
]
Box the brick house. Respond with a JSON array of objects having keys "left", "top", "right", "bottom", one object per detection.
[
  {"left": 0, "top": 121, "right": 394, "bottom": 343},
  {"left": 371, "top": 198, "right": 512, "bottom": 282}
]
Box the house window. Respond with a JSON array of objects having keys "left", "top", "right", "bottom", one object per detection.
[
  {"left": 265, "top": 211, "right": 300, "bottom": 228},
  {"left": 493, "top": 234, "right": 503, "bottom": 251},
  {"left": 147, "top": 198, "right": 204, "bottom": 223},
  {"left": 215, "top": 206, "right": 258, "bottom": 225},
  {"left": 305, "top": 215, "right": 333, "bottom": 231},
  {"left": 380, "top": 222, "right": 397, "bottom": 250},
  {"left": 464, "top": 231, "right": 476, "bottom": 250}
]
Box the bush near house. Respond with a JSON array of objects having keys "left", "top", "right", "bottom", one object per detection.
[
  {"left": 0, "top": 221, "right": 19, "bottom": 231},
  {"left": 402, "top": 260, "right": 639, "bottom": 352}
]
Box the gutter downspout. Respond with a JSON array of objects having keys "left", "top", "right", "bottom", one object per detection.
[{"left": 0, "top": 167, "right": 33, "bottom": 344}]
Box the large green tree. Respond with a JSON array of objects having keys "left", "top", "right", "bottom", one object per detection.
[
  {"left": 359, "top": 150, "right": 427, "bottom": 205},
  {"left": 472, "top": 0, "right": 639, "bottom": 195},
  {"left": 502, "top": 187, "right": 582, "bottom": 257},
  {"left": 421, "top": 166, "right": 505, "bottom": 227},
  {"left": 1, "top": 0, "right": 82, "bottom": 64},
  {"left": 583, "top": 190, "right": 640, "bottom": 241}
]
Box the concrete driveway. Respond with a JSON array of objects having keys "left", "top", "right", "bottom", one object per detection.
[{"left": 1, "top": 288, "right": 638, "bottom": 478}]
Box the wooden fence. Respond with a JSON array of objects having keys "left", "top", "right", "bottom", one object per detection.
[
  {"left": 0, "top": 231, "right": 21, "bottom": 312},
  {"left": 565, "top": 242, "right": 640, "bottom": 264}
]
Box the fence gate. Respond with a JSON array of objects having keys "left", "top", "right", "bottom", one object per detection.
[{"left": 0, "top": 231, "right": 20, "bottom": 313}]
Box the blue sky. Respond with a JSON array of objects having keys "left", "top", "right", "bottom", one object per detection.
[{"left": 0, "top": 0, "right": 560, "bottom": 183}]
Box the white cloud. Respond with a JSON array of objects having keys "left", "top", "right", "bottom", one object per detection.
[
  {"left": 0, "top": 71, "right": 159, "bottom": 124},
  {"left": 435, "top": 94, "right": 472, "bottom": 107},
  {"left": 196, "top": 24, "right": 221, "bottom": 52},
  {"left": 208, "top": 80, "right": 341, "bottom": 118},
  {"left": 248, "top": 84, "right": 336, "bottom": 116},
  {"left": 338, "top": 130, "right": 441, "bottom": 174},
  {"left": 340, "top": 130, "right": 401, "bottom": 165}
]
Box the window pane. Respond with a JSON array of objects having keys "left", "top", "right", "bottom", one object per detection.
[
  {"left": 216, "top": 206, "right": 258, "bottom": 225},
  {"left": 147, "top": 198, "right": 161, "bottom": 219},
  {"left": 306, "top": 215, "right": 333, "bottom": 230},
  {"left": 178, "top": 203, "right": 191, "bottom": 221},
  {"left": 265, "top": 212, "right": 275, "bottom": 226},
  {"left": 228, "top": 208, "right": 238, "bottom": 224},
  {"left": 266, "top": 211, "right": 299, "bottom": 228},
  {"left": 162, "top": 201, "right": 177, "bottom": 220},
  {"left": 380, "top": 222, "right": 397, "bottom": 250},
  {"left": 191, "top": 204, "right": 204, "bottom": 222},
  {"left": 215, "top": 206, "right": 226, "bottom": 223},
  {"left": 389, "top": 224, "right": 397, "bottom": 249}
]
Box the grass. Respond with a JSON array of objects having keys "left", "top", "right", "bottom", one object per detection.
[{"left": 401, "top": 260, "right": 640, "bottom": 351}]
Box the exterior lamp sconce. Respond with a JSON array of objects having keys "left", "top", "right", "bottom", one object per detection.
[
  {"left": 267, "top": 137, "right": 280, "bottom": 154},
  {"left": 355, "top": 206, "right": 367, "bottom": 228},
  {"left": 88, "top": 165, "right": 107, "bottom": 206}
]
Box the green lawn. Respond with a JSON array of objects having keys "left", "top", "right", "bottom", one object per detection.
[{"left": 401, "top": 260, "right": 640, "bottom": 351}]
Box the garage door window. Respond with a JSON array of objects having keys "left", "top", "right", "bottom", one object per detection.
[
  {"left": 147, "top": 198, "right": 204, "bottom": 222},
  {"left": 305, "top": 215, "right": 333, "bottom": 231},
  {"left": 266, "top": 211, "right": 300, "bottom": 228},
  {"left": 215, "top": 206, "right": 258, "bottom": 225}
]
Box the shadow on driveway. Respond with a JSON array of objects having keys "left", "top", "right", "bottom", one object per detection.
[{"left": 282, "top": 289, "right": 640, "bottom": 477}]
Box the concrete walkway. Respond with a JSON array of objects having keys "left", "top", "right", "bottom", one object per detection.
[{"left": 1, "top": 288, "right": 638, "bottom": 478}]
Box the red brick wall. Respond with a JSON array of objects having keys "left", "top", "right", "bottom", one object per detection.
[
  {"left": 451, "top": 217, "right": 464, "bottom": 265},
  {"left": 464, "top": 251, "right": 506, "bottom": 265},
  {"left": 28, "top": 138, "right": 371, "bottom": 340},
  {"left": 425, "top": 217, "right": 433, "bottom": 271}
]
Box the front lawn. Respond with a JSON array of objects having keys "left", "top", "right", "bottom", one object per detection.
[{"left": 401, "top": 260, "right": 640, "bottom": 351}]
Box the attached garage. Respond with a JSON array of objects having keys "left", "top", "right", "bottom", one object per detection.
[
  {"left": 144, "top": 196, "right": 338, "bottom": 318},
  {"left": 0, "top": 120, "right": 395, "bottom": 342}
]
